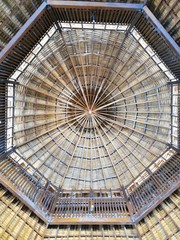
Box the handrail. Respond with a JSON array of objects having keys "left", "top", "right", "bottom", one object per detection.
[
  {"left": 127, "top": 154, "right": 180, "bottom": 219},
  {"left": 0, "top": 153, "right": 179, "bottom": 223}
]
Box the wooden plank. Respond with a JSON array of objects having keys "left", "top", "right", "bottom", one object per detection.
[
  {"left": 50, "top": 217, "right": 132, "bottom": 225},
  {"left": 47, "top": 1, "right": 143, "bottom": 10}
]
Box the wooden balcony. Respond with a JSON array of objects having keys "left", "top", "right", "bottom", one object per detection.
[{"left": 0, "top": 152, "right": 179, "bottom": 225}]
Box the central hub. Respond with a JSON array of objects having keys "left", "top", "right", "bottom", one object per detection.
[
  {"left": 86, "top": 108, "right": 95, "bottom": 117},
  {"left": 88, "top": 110, "right": 92, "bottom": 115},
  {"left": 66, "top": 86, "right": 117, "bottom": 131}
]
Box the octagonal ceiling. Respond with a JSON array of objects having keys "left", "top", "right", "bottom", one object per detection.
[{"left": 11, "top": 25, "right": 172, "bottom": 190}]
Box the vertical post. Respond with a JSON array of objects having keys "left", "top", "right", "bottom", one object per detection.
[
  {"left": 50, "top": 186, "right": 61, "bottom": 215},
  {"left": 12, "top": 83, "right": 15, "bottom": 149},
  {"left": 169, "top": 81, "right": 180, "bottom": 150},
  {"left": 122, "top": 187, "right": 134, "bottom": 219},
  {"left": 134, "top": 223, "right": 142, "bottom": 239},
  {"left": 178, "top": 84, "right": 180, "bottom": 149},
  {"left": 0, "top": 83, "right": 7, "bottom": 156}
]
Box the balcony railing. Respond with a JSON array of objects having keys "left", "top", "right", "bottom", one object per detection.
[
  {"left": 0, "top": 152, "right": 179, "bottom": 224},
  {"left": 128, "top": 153, "right": 180, "bottom": 221}
]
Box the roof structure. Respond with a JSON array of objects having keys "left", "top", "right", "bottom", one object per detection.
[{"left": 0, "top": 0, "right": 179, "bottom": 239}]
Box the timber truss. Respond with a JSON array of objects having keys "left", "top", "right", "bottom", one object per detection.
[{"left": 0, "top": 0, "right": 180, "bottom": 227}]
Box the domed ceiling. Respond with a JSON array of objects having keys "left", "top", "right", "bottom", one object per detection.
[{"left": 13, "top": 25, "right": 171, "bottom": 190}]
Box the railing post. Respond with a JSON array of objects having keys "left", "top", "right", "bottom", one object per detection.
[
  {"left": 50, "top": 186, "right": 61, "bottom": 216},
  {"left": 122, "top": 187, "right": 134, "bottom": 219}
]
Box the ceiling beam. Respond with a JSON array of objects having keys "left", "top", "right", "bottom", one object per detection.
[{"left": 46, "top": 1, "right": 144, "bottom": 10}]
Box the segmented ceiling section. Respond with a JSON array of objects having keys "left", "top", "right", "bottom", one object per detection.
[
  {"left": 0, "top": 0, "right": 143, "bottom": 51},
  {"left": 14, "top": 27, "right": 171, "bottom": 190},
  {"left": 147, "top": 0, "right": 180, "bottom": 45},
  {"left": 0, "top": 0, "right": 179, "bottom": 52},
  {"left": 0, "top": 0, "right": 43, "bottom": 51}
]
